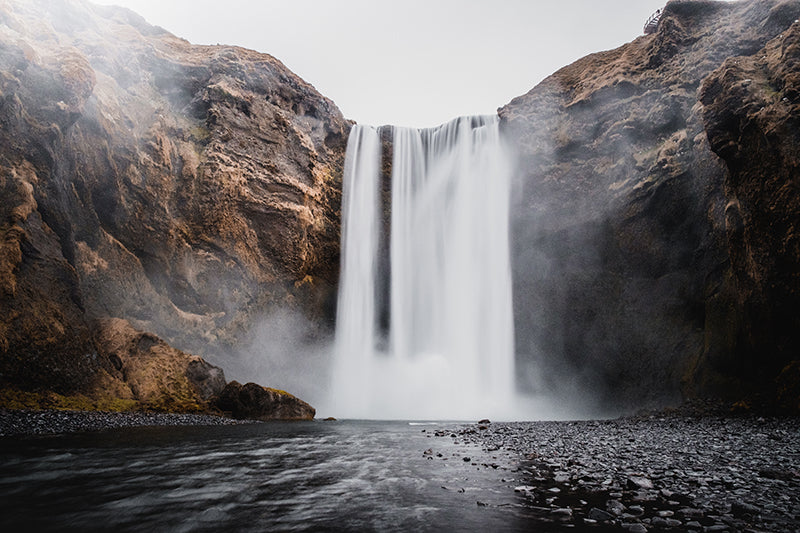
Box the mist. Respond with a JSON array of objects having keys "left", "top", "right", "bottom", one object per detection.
[{"left": 217, "top": 309, "right": 333, "bottom": 410}]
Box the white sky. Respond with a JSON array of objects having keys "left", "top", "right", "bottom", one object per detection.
[{"left": 92, "top": 0, "right": 670, "bottom": 128}]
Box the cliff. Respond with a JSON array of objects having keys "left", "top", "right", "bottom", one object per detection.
[
  {"left": 502, "top": 0, "right": 800, "bottom": 412},
  {"left": 0, "top": 0, "right": 348, "bottom": 411}
]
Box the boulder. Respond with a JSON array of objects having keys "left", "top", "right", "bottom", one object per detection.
[{"left": 213, "top": 381, "right": 315, "bottom": 420}]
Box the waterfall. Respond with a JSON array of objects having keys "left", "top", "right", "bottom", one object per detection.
[{"left": 329, "top": 115, "right": 515, "bottom": 420}]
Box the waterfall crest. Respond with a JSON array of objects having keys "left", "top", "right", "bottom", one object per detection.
[{"left": 329, "top": 116, "right": 515, "bottom": 420}]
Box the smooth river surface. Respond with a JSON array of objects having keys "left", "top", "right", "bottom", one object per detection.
[{"left": 0, "top": 421, "right": 534, "bottom": 532}]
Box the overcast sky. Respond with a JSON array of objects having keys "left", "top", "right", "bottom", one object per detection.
[{"left": 93, "top": 0, "right": 671, "bottom": 128}]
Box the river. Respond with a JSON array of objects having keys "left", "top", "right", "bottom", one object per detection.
[{"left": 0, "top": 420, "right": 536, "bottom": 532}]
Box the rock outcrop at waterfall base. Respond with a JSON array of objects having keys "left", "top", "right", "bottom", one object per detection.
[
  {"left": 0, "top": 0, "right": 348, "bottom": 413},
  {"left": 214, "top": 381, "right": 315, "bottom": 421},
  {"left": 502, "top": 0, "right": 800, "bottom": 412}
]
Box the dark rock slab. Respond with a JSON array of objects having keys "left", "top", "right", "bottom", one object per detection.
[{"left": 213, "top": 381, "right": 315, "bottom": 421}]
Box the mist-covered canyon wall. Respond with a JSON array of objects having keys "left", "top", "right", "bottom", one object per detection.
[
  {"left": 1, "top": 0, "right": 798, "bottom": 414},
  {"left": 503, "top": 0, "right": 800, "bottom": 412},
  {"left": 0, "top": 0, "right": 348, "bottom": 410}
]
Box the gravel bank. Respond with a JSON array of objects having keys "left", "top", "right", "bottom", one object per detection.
[
  {"left": 0, "top": 409, "right": 255, "bottom": 437},
  {"left": 439, "top": 416, "right": 800, "bottom": 532}
]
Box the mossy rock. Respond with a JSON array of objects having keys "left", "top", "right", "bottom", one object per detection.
[{"left": 213, "top": 381, "right": 315, "bottom": 421}]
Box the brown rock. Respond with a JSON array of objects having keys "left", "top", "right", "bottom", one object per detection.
[
  {"left": 699, "top": 15, "right": 800, "bottom": 406},
  {"left": 92, "top": 318, "right": 227, "bottom": 411},
  {"left": 0, "top": 0, "right": 348, "bottom": 400},
  {"left": 214, "top": 381, "right": 315, "bottom": 421},
  {"left": 501, "top": 0, "right": 800, "bottom": 410}
]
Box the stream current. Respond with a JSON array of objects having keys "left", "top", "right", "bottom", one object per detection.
[{"left": 0, "top": 421, "right": 533, "bottom": 532}]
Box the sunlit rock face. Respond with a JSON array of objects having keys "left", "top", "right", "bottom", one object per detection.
[
  {"left": 92, "top": 318, "right": 228, "bottom": 411},
  {"left": 502, "top": 0, "right": 800, "bottom": 411},
  {"left": 0, "top": 0, "right": 348, "bottom": 396}
]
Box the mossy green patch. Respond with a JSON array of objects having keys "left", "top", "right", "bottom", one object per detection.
[{"left": 0, "top": 388, "right": 140, "bottom": 412}]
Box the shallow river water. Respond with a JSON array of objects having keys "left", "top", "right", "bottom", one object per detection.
[{"left": 0, "top": 420, "right": 534, "bottom": 532}]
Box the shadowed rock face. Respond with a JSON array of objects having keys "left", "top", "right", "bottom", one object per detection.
[
  {"left": 502, "top": 0, "right": 800, "bottom": 411},
  {"left": 699, "top": 11, "right": 800, "bottom": 410},
  {"left": 0, "top": 0, "right": 348, "bottom": 398}
]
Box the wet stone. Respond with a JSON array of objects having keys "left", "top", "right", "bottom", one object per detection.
[
  {"left": 629, "top": 505, "right": 645, "bottom": 516},
  {"left": 608, "top": 499, "right": 626, "bottom": 515},
  {"left": 628, "top": 476, "right": 655, "bottom": 490},
  {"left": 588, "top": 507, "right": 615, "bottom": 521},
  {"left": 622, "top": 523, "right": 648, "bottom": 533}
]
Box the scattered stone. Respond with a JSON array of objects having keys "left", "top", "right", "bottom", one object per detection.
[
  {"left": 588, "top": 507, "right": 614, "bottom": 521},
  {"left": 0, "top": 410, "right": 253, "bottom": 436},
  {"left": 627, "top": 476, "right": 654, "bottom": 490},
  {"left": 551, "top": 508, "right": 572, "bottom": 518},
  {"left": 629, "top": 505, "right": 645, "bottom": 516},
  {"left": 651, "top": 517, "right": 669, "bottom": 527},
  {"left": 608, "top": 500, "right": 626, "bottom": 515},
  {"left": 679, "top": 508, "right": 704, "bottom": 519},
  {"left": 731, "top": 501, "right": 760, "bottom": 518},
  {"left": 622, "top": 523, "right": 647, "bottom": 533},
  {"left": 434, "top": 416, "right": 800, "bottom": 533}
]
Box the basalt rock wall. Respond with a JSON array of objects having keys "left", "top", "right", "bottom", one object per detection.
[{"left": 502, "top": 0, "right": 800, "bottom": 412}]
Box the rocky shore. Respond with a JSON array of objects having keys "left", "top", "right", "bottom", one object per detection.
[
  {"left": 438, "top": 415, "right": 800, "bottom": 532},
  {"left": 0, "top": 409, "right": 256, "bottom": 437}
]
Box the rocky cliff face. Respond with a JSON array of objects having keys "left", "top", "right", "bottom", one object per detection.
[
  {"left": 0, "top": 0, "right": 348, "bottom": 407},
  {"left": 502, "top": 0, "right": 800, "bottom": 412}
]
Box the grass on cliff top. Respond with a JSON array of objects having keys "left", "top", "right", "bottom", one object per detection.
[{"left": 0, "top": 388, "right": 139, "bottom": 412}]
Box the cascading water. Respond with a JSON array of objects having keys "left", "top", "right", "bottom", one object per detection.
[{"left": 329, "top": 115, "right": 516, "bottom": 420}]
